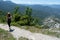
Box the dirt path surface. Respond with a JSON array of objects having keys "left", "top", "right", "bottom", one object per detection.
[{"left": 0, "top": 24, "right": 60, "bottom": 40}]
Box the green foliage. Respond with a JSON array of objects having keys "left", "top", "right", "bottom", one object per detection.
[
  {"left": 0, "top": 17, "right": 6, "bottom": 22},
  {"left": 26, "top": 7, "right": 32, "bottom": 17},
  {"left": 11, "top": 22, "right": 19, "bottom": 26},
  {"left": 16, "top": 15, "right": 28, "bottom": 25},
  {"left": 0, "top": 11, "right": 6, "bottom": 23},
  {"left": 17, "top": 21, "right": 26, "bottom": 26},
  {"left": 25, "top": 7, "right": 33, "bottom": 25},
  {"left": 13, "top": 6, "right": 19, "bottom": 14},
  {"left": 42, "top": 25, "right": 50, "bottom": 29},
  {"left": 13, "top": 13, "right": 21, "bottom": 22}
]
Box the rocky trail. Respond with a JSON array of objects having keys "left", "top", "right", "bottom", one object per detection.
[{"left": 0, "top": 24, "right": 60, "bottom": 40}]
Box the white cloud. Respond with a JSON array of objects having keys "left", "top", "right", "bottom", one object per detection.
[
  {"left": 8, "top": 0, "right": 60, "bottom": 4},
  {"left": 3, "top": 0, "right": 6, "bottom": 1}
]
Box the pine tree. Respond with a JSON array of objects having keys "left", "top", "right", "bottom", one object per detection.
[
  {"left": 25, "top": 7, "right": 32, "bottom": 25},
  {"left": 13, "top": 6, "right": 21, "bottom": 22}
]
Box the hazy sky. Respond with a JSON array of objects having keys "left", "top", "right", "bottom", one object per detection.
[{"left": 4, "top": 0, "right": 60, "bottom": 5}]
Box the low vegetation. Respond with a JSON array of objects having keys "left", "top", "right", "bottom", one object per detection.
[
  {"left": 0, "top": 28, "right": 15, "bottom": 40},
  {"left": 18, "top": 26, "right": 60, "bottom": 38},
  {"left": 19, "top": 37, "right": 30, "bottom": 40},
  {"left": 40, "top": 29, "right": 60, "bottom": 38}
]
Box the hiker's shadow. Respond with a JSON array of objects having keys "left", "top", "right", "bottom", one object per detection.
[{"left": 9, "top": 29, "right": 15, "bottom": 32}]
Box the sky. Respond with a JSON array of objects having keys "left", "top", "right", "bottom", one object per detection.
[{"left": 4, "top": 0, "right": 60, "bottom": 5}]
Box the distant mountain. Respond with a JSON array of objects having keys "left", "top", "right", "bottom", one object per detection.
[
  {"left": 0, "top": 0, "right": 3, "bottom": 1},
  {"left": 27, "top": 5, "right": 60, "bottom": 18},
  {"left": 48, "top": 5, "right": 60, "bottom": 9},
  {"left": 0, "top": 1, "right": 26, "bottom": 13},
  {"left": 0, "top": 1, "right": 60, "bottom": 19}
]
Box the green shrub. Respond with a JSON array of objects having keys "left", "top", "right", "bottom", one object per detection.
[
  {"left": 17, "top": 20, "right": 27, "bottom": 26},
  {"left": 11, "top": 22, "right": 19, "bottom": 26},
  {"left": 0, "top": 16, "right": 6, "bottom": 23},
  {"left": 13, "top": 13, "right": 21, "bottom": 22},
  {"left": 42, "top": 25, "right": 50, "bottom": 29}
]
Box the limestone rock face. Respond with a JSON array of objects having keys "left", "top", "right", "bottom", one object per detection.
[{"left": 43, "top": 17, "right": 60, "bottom": 28}]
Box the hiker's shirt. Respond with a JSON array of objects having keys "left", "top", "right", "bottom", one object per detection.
[{"left": 7, "top": 16, "right": 12, "bottom": 23}]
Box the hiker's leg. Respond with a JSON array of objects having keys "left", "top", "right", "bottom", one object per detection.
[
  {"left": 8, "top": 22, "right": 10, "bottom": 27},
  {"left": 8, "top": 22, "right": 11, "bottom": 30}
]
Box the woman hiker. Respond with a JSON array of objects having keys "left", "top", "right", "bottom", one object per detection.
[{"left": 7, "top": 12, "right": 12, "bottom": 31}]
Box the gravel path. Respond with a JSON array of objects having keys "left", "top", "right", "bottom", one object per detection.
[{"left": 0, "top": 24, "right": 60, "bottom": 40}]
